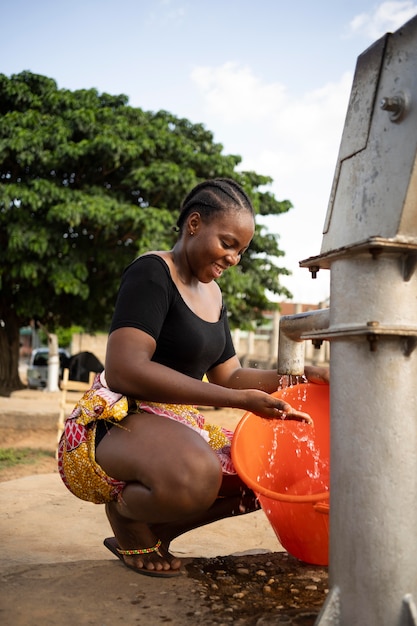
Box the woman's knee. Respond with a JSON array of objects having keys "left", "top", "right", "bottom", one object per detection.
[{"left": 161, "top": 446, "right": 222, "bottom": 515}]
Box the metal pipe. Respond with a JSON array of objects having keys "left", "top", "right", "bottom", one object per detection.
[
  {"left": 317, "top": 256, "right": 417, "bottom": 625},
  {"left": 298, "top": 15, "right": 417, "bottom": 624},
  {"left": 277, "top": 308, "right": 330, "bottom": 375}
]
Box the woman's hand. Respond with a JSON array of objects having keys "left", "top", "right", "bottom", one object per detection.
[
  {"left": 304, "top": 365, "right": 329, "bottom": 385},
  {"left": 242, "top": 389, "right": 313, "bottom": 425}
]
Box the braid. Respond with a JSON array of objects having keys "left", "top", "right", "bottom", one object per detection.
[{"left": 175, "top": 178, "right": 254, "bottom": 234}]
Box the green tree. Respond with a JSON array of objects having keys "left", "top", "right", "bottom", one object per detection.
[{"left": 0, "top": 71, "right": 293, "bottom": 395}]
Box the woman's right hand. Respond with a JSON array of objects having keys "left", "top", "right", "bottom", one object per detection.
[{"left": 240, "top": 389, "right": 313, "bottom": 425}]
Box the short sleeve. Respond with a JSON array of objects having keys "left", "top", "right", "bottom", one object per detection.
[{"left": 109, "top": 256, "right": 173, "bottom": 340}]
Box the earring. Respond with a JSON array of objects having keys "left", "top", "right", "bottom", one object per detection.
[{"left": 190, "top": 231, "right": 194, "bottom": 236}]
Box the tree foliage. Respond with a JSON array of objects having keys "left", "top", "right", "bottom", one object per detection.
[{"left": 0, "top": 71, "right": 293, "bottom": 393}]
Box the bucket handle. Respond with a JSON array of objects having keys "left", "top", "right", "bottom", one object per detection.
[{"left": 313, "top": 501, "right": 330, "bottom": 514}]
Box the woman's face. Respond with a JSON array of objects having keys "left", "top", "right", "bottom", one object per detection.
[{"left": 187, "top": 208, "right": 255, "bottom": 283}]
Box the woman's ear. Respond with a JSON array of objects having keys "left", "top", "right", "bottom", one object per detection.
[{"left": 187, "top": 211, "right": 201, "bottom": 235}]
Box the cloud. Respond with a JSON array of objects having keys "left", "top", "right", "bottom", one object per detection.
[
  {"left": 190, "top": 62, "right": 352, "bottom": 207},
  {"left": 190, "top": 63, "right": 353, "bottom": 302},
  {"left": 269, "top": 73, "right": 353, "bottom": 173},
  {"left": 349, "top": 1, "right": 417, "bottom": 40},
  {"left": 145, "top": 0, "right": 186, "bottom": 27},
  {"left": 190, "top": 62, "right": 352, "bottom": 180},
  {"left": 190, "top": 62, "right": 288, "bottom": 123}
]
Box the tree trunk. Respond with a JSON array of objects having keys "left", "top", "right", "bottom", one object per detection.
[{"left": 0, "top": 308, "right": 25, "bottom": 396}]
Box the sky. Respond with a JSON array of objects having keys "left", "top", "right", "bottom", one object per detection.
[{"left": 2, "top": 0, "right": 417, "bottom": 303}]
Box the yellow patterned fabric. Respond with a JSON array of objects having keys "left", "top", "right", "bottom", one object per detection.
[
  {"left": 57, "top": 373, "right": 236, "bottom": 505},
  {"left": 57, "top": 419, "right": 125, "bottom": 504}
]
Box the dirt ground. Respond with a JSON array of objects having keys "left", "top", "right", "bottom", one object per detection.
[
  {"left": 0, "top": 389, "right": 328, "bottom": 625},
  {"left": 0, "top": 427, "right": 57, "bottom": 481}
]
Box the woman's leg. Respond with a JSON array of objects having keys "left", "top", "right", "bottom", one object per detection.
[
  {"left": 96, "top": 411, "right": 223, "bottom": 573},
  {"left": 150, "top": 473, "right": 260, "bottom": 547}
]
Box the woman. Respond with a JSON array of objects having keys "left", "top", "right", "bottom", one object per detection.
[{"left": 58, "top": 178, "right": 328, "bottom": 577}]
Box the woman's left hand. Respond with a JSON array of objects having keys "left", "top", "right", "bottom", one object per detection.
[{"left": 304, "top": 365, "right": 329, "bottom": 385}]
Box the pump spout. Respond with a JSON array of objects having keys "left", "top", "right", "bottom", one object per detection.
[{"left": 277, "top": 308, "right": 330, "bottom": 376}]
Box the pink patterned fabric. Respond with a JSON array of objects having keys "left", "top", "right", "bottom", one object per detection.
[{"left": 58, "top": 372, "right": 237, "bottom": 505}]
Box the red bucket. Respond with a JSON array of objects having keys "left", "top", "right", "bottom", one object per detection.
[{"left": 231, "top": 383, "right": 330, "bottom": 565}]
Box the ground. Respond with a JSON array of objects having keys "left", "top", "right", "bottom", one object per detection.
[
  {"left": 0, "top": 427, "right": 57, "bottom": 482},
  {"left": 0, "top": 391, "right": 328, "bottom": 625}
]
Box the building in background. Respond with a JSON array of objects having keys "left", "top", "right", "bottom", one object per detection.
[{"left": 234, "top": 301, "right": 330, "bottom": 370}]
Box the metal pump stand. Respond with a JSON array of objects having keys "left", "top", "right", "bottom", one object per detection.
[{"left": 278, "top": 15, "right": 417, "bottom": 625}]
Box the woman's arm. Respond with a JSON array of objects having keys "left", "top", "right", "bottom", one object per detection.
[
  {"left": 207, "top": 356, "right": 329, "bottom": 392},
  {"left": 105, "top": 327, "right": 314, "bottom": 422}
]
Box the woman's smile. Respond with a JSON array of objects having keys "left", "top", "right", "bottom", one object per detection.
[{"left": 212, "top": 261, "right": 227, "bottom": 278}]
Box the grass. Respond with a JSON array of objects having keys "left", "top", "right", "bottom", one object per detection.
[{"left": 0, "top": 448, "right": 54, "bottom": 469}]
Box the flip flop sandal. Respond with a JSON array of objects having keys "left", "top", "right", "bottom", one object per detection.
[{"left": 103, "top": 537, "right": 182, "bottom": 578}]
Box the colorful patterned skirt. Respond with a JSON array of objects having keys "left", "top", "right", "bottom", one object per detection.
[{"left": 57, "top": 372, "right": 236, "bottom": 505}]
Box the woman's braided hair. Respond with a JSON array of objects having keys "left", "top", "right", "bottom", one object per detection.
[{"left": 175, "top": 178, "right": 255, "bottom": 234}]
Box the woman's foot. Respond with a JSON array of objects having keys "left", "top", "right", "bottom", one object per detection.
[
  {"left": 103, "top": 536, "right": 181, "bottom": 577},
  {"left": 105, "top": 502, "right": 182, "bottom": 576}
]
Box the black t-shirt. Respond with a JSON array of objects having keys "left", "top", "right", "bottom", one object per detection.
[{"left": 109, "top": 255, "right": 236, "bottom": 380}]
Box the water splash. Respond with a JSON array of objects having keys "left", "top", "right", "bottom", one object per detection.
[
  {"left": 262, "top": 385, "right": 328, "bottom": 494},
  {"left": 277, "top": 374, "right": 307, "bottom": 391}
]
